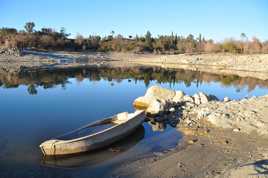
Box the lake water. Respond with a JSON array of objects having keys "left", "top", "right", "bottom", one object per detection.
[{"left": 0, "top": 67, "right": 268, "bottom": 178}]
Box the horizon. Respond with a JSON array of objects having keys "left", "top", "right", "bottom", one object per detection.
[{"left": 1, "top": 0, "right": 268, "bottom": 42}]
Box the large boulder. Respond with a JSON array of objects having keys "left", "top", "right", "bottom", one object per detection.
[
  {"left": 133, "top": 86, "right": 175, "bottom": 108},
  {"left": 133, "top": 96, "right": 155, "bottom": 110},
  {"left": 145, "top": 86, "right": 176, "bottom": 101},
  {"left": 199, "top": 92, "right": 209, "bottom": 104},
  {"left": 133, "top": 86, "right": 175, "bottom": 115},
  {"left": 172, "top": 90, "right": 185, "bottom": 103},
  {"left": 193, "top": 93, "right": 201, "bottom": 105},
  {"left": 146, "top": 99, "right": 165, "bottom": 115},
  {"left": 192, "top": 92, "right": 210, "bottom": 105},
  {"left": 182, "top": 95, "right": 194, "bottom": 103}
]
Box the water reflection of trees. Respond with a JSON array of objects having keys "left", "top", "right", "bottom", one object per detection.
[
  {"left": 0, "top": 66, "right": 268, "bottom": 95},
  {"left": 27, "top": 84, "right": 37, "bottom": 95}
]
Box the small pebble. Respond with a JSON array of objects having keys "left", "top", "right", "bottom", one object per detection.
[
  {"left": 188, "top": 138, "right": 198, "bottom": 144},
  {"left": 233, "top": 128, "right": 240, "bottom": 132},
  {"left": 109, "top": 147, "right": 121, "bottom": 152},
  {"left": 169, "top": 107, "right": 175, "bottom": 112}
]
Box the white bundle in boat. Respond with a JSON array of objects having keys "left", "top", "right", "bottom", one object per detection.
[{"left": 114, "top": 112, "right": 129, "bottom": 124}]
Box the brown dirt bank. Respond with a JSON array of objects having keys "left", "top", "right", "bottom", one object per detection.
[
  {"left": 114, "top": 124, "right": 268, "bottom": 178},
  {"left": 107, "top": 52, "right": 268, "bottom": 80}
]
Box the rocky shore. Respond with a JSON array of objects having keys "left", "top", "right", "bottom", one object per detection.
[
  {"left": 133, "top": 85, "right": 268, "bottom": 137},
  {"left": 114, "top": 86, "right": 268, "bottom": 178}
]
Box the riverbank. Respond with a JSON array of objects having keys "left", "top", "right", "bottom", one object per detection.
[
  {"left": 115, "top": 88, "right": 268, "bottom": 178},
  {"left": 122, "top": 53, "right": 268, "bottom": 81},
  {"left": 1, "top": 51, "right": 268, "bottom": 80}
]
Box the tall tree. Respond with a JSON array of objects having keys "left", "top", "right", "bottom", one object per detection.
[
  {"left": 240, "top": 33, "right": 247, "bottom": 41},
  {"left": 240, "top": 33, "right": 248, "bottom": 53},
  {"left": 60, "top": 27, "right": 69, "bottom": 38},
  {"left": 24, "top": 22, "right": 35, "bottom": 33},
  {"left": 145, "top": 31, "right": 153, "bottom": 49}
]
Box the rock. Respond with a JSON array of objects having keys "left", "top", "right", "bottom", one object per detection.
[
  {"left": 233, "top": 128, "right": 240, "bottom": 132},
  {"left": 133, "top": 86, "right": 176, "bottom": 114},
  {"left": 188, "top": 138, "right": 198, "bottom": 144},
  {"left": 183, "top": 95, "right": 194, "bottom": 103},
  {"left": 193, "top": 93, "right": 201, "bottom": 105},
  {"left": 208, "top": 94, "right": 219, "bottom": 101},
  {"left": 169, "top": 107, "right": 175, "bottom": 112},
  {"left": 177, "top": 162, "right": 184, "bottom": 168},
  {"left": 0, "top": 47, "right": 21, "bottom": 57},
  {"left": 191, "top": 92, "right": 210, "bottom": 105},
  {"left": 224, "top": 97, "right": 230, "bottom": 102},
  {"left": 150, "top": 121, "right": 166, "bottom": 131},
  {"left": 172, "top": 90, "right": 185, "bottom": 103},
  {"left": 145, "top": 85, "right": 176, "bottom": 102},
  {"left": 185, "top": 102, "right": 195, "bottom": 108},
  {"left": 146, "top": 99, "right": 165, "bottom": 115},
  {"left": 198, "top": 92, "right": 209, "bottom": 104},
  {"left": 197, "top": 108, "right": 211, "bottom": 119},
  {"left": 133, "top": 96, "right": 155, "bottom": 110},
  {"left": 225, "top": 140, "right": 230, "bottom": 144},
  {"left": 153, "top": 152, "right": 164, "bottom": 157},
  {"left": 109, "top": 147, "right": 121, "bottom": 153}
]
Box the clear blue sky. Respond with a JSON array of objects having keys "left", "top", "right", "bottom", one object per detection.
[{"left": 1, "top": 0, "right": 267, "bottom": 41}]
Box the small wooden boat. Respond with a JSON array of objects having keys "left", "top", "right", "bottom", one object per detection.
[
  {"left": 41, "top": 126, "right": 145, "bottom": 168},
  {"left": 40, "top": 110, "right": 145, "bottom": 156}
]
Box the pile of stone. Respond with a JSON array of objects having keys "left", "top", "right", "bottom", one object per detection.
[
  {"left": 133, "top": 85, "right": 217, "bottom": 115},
  {"left": 188, "top": 96, "right": 268, "bottom": 136},
  {"left": 134, "top": 86, "right": 268, "bottom": 137},
  {"left": 0, "top": 47, "right": 21, "bottom": 57}
]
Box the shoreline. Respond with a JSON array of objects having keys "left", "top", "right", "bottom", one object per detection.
[
  {"left": 1, "top": 51, "right": 268, "bottom": 80},
  {"left": 109, "top": 52, "right": 268, "bottom": 80},
  {"left": 115, "top": 124, "right": 268, "bottom": 178}
]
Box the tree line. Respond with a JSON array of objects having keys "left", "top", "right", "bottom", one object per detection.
[{"left": 1, "top": 22, "right": 268, "bottom": 54}]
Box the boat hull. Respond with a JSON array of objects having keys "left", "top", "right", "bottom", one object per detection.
[{"left": 40, "top": 111, "right": 145, "bottom": 156}]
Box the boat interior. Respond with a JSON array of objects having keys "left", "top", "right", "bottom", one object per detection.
[{"left": 58, "top": 112, "right": 132, "bottom": 141}]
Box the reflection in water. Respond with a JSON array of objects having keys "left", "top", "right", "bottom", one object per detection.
[
  {"left": 1, "top": 66, "right": 268, "bottom": 95},
  {"left": 42, "top": 126, "right": 145, "bottom": 168},
  {"left": 27, "top": 84, "right": 38, "bottom": 95},
  {"left": 148, "top": 121, "right": 166, "bottom": 132},
  {"left": 146, "top": 111, "right": 181, "bottom": 132}
]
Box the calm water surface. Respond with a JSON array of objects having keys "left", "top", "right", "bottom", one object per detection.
[{"left": 0, "top": 67, "right": 268, "bottom": 178}]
